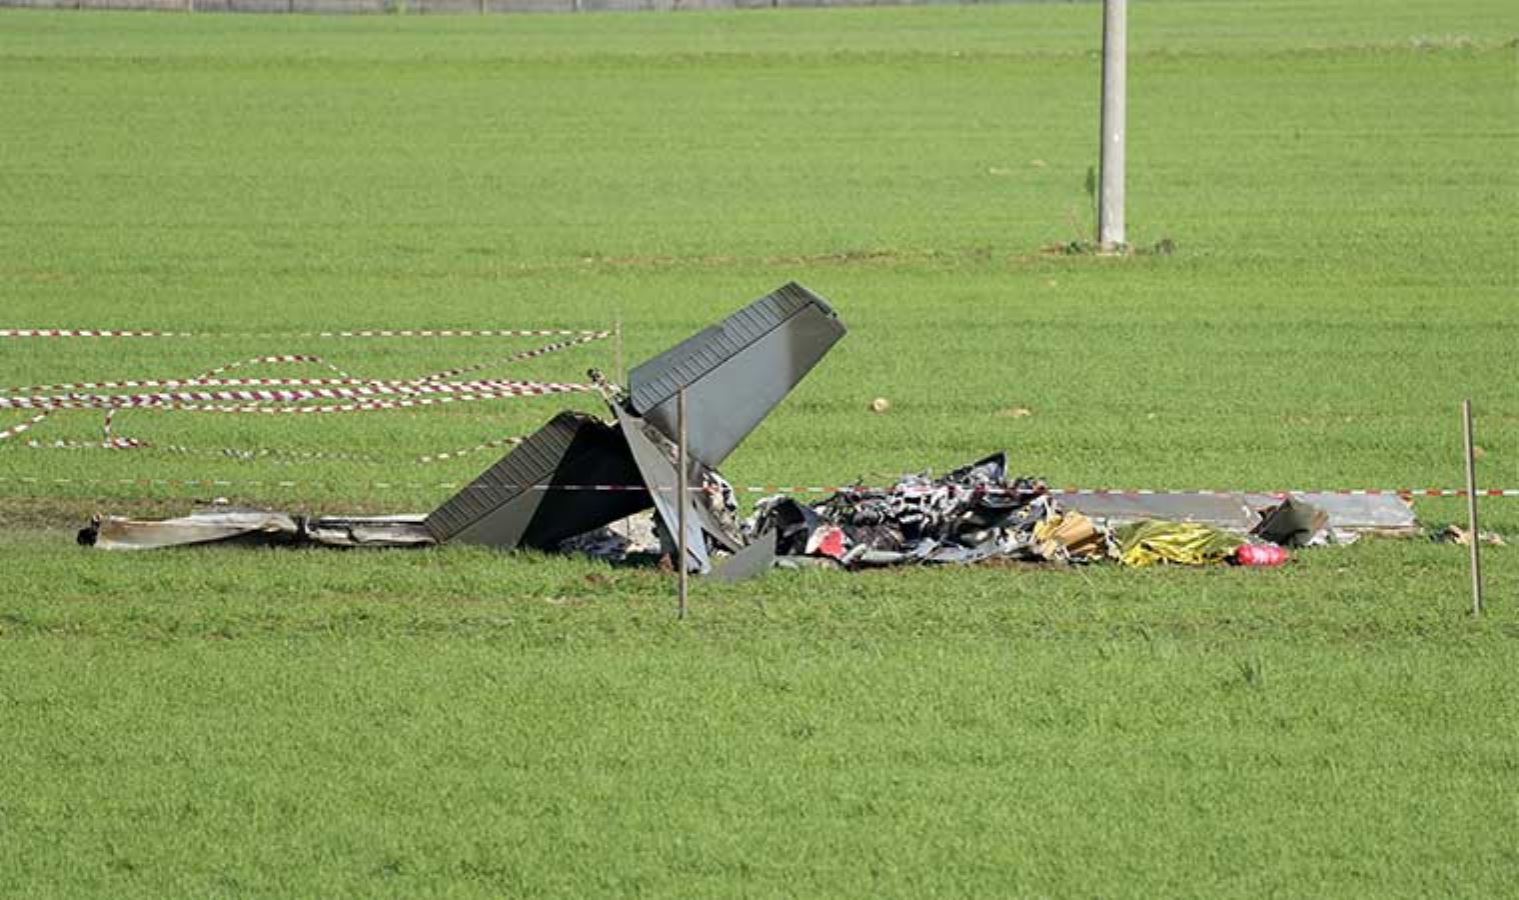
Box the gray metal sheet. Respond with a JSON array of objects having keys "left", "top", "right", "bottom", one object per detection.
[
  {"left": 627, "top": 282, "right": 845, "bottom": 467},
  {"left": 83, "top": 508, "right": 302, "bottom": 550},
  {"left": 1058, "top": 491, "right": 1419, "bottom": 534},
  {"left": 424, "top": 411, "right": 650, "bottom": 550},
  {"left": 1055, "top": 492, "right": 1260, "bottom": 531},
  {"left": 83, "top": 509, "right": 436, "bottom": 551},
  {"left": 1247, "top": 492, "right": 1418, "bottom": 532}
]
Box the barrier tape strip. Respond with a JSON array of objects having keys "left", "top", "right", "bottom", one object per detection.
[
  {"left": 161, "top": 390, "right": 594, "bottom": 416},
  {"left": 417, "top": 331, "right": 612, "bottom": 383},
  {"left": 26, "top": 434, "right": 518, "bottom": 466},
  {"left": 28, "top": 438, "right": 383, "bottom": 464},
  {"left": 0, "top": 474, "right": 1514, "bottom": 497},
  {"left": 0, "top": 328, "right": 606, "bottom": 340},
  {"left": 5, "top": 334, "right": 608, "bottom": 397},
  {"left": 2, "top": 331, "right": 611, "bottom": 449},
  {"left": 0, "top": 411, "right": 51, "bottom": 442},
  {"left": 196, "top": 355, "right": 353, "bottom": 382},
  {"left": 15, "top": 377, "right": 424, "bottom": 393},
  {"left": 2, "top": 380, "right": 595, "bottom": 411}
]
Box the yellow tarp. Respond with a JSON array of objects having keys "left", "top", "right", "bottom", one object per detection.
[{"left": 1116, "top": 520, "right": 1242, "bottom": 568}]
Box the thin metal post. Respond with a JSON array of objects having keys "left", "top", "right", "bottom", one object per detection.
[
  {"left": 1463, "top": 400, "right": 1484, "bottom": 615},
  {"left": 1097, "top": 0, "right": 1127, "bottom": 250},
  {"left": 613, "top": 315, "right": 624, "bottom": 387},
  {"left": 480, "top": 0, "right": 486, "bottom": 13},
  {"left": 676, "top": 388, "right": 689, "bottom": 619}
]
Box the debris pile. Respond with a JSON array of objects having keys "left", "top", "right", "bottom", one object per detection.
[
  {"left": 745, "top": 453, "right": 1066, "bottom": 568},
  {"left": 71, "top": 282, "right": 1433, "bottom": 576},
  {"left": 724, "top": 453, "right": 1397, "bottom": 574}
]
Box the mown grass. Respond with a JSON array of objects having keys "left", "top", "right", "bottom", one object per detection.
[{"left": 1, "top": 1, "right": 1517, "bottom": 895}]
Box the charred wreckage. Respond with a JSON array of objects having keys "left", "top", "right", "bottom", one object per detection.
[{"left": 81, "top": 283, "right": 1419, "bottom": 573}]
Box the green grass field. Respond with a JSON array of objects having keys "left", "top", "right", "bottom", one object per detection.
[{"left": 2, "top": 2, "right": 1517, "bottom": 894}]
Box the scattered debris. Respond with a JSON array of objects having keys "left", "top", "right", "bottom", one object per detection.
[
  {"left": 1431, "top": 525, "right": 1506, "bottom": 548},
  {"left": 72, "top": 282, "right": 1442, "bottom": 580},
  {"left": 744, "top": 454, "right": 1057, "bottom": 569}
]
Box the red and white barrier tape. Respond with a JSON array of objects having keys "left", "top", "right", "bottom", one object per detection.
[
  {"left": 28, "top": 438, "right": 383, "bottom": 464},
  {"left": 417, "top": 331, "right": 612, "bottom": 382},
  {"left": 195, "top": 355, "right": 353, "bottom": 381},
  {"left": 166, "top": 391, "right": 590, "bottom": 417},
  {"left": 26, "top": 434, "right": 515, "bottom": 466},
  {"left": 10, "top": 353, "right": 357, "bottom": 397},
  {"left": 2, "top": 330, "right": 611, "bottom": 448},
  {"left": 5, "top": 336, "right": 605, "bottom": 396},
  {"left": 0, "top": 411, "right": 51, "bottom": 442},
  {"left": 2, "top": 379, "right": 595, "bottom": 411},
  {"left": 0, "top": 474, "right": 1515, "bottom": 497},
  {"left": 0, "top": 327, "right": 607, "bottom": 340}
]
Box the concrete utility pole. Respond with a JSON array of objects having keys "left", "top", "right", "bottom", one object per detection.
[{"left": 1097, "top": 0, "right": 1127, "bottom": 250}]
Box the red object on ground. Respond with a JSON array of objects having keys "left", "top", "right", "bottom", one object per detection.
[
  {"left": 1234, "top": 544, "right": 1289, "bottom": 567},
  {"left": 806, "top": 525, "right": 849, "bottom": 560}
]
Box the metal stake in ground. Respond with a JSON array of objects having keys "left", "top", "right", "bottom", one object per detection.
[
  {"left": 1097, "top": 0, "right": 1127, "bottom": 251},
  {"left": 613, "top": 315, "right": 625, "bottom": 388},
  {"left": 676, "top": 387, "right": 690, "bottom": 620},
  {"left": 1463, "top": 399, "right": 1484, "bottom": 615}
]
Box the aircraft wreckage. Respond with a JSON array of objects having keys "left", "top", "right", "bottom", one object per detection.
[{"left": 80, "top": 282, "right": 1420, "bottom": 574}]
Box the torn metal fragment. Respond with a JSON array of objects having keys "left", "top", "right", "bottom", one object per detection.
[
  {"left": 712, "top": 529, "right": 779, "bottom": 584},
  {"left": 611, "top": 402, "right": 734, "bottom": 574},
  {"left": 1251, "top": 497, "right": 1329, "bottom": 548}
]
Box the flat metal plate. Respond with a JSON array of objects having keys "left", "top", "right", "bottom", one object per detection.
[
  {"left": 424, "top": 411, "right": 651, "bottom": 550},
  {"left": 627, "top": 282, "right": 845, "bottom": 467},
  {"left": 1059, "top": 491, "right": 1419, "bottom": 534},
  {"left": 1055, "top": 492, "right": 1260, "bottom": 531},
  {"left": 711, "top": 530, "right": 778, "bottom": 583},
  {"left": 1247, "top": 492, "right": 1418, "bottom": 532}
]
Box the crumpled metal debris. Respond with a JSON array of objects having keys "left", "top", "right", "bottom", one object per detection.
[
  {"left": 743, "top": 453, "right": 1062, "bottom": 569},
  {"left": 1251, "top": 497, "right": 1330, "bottom": 548},
  {"left": 733, "top": 453, "right": 1429, "bottom": 572}
]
